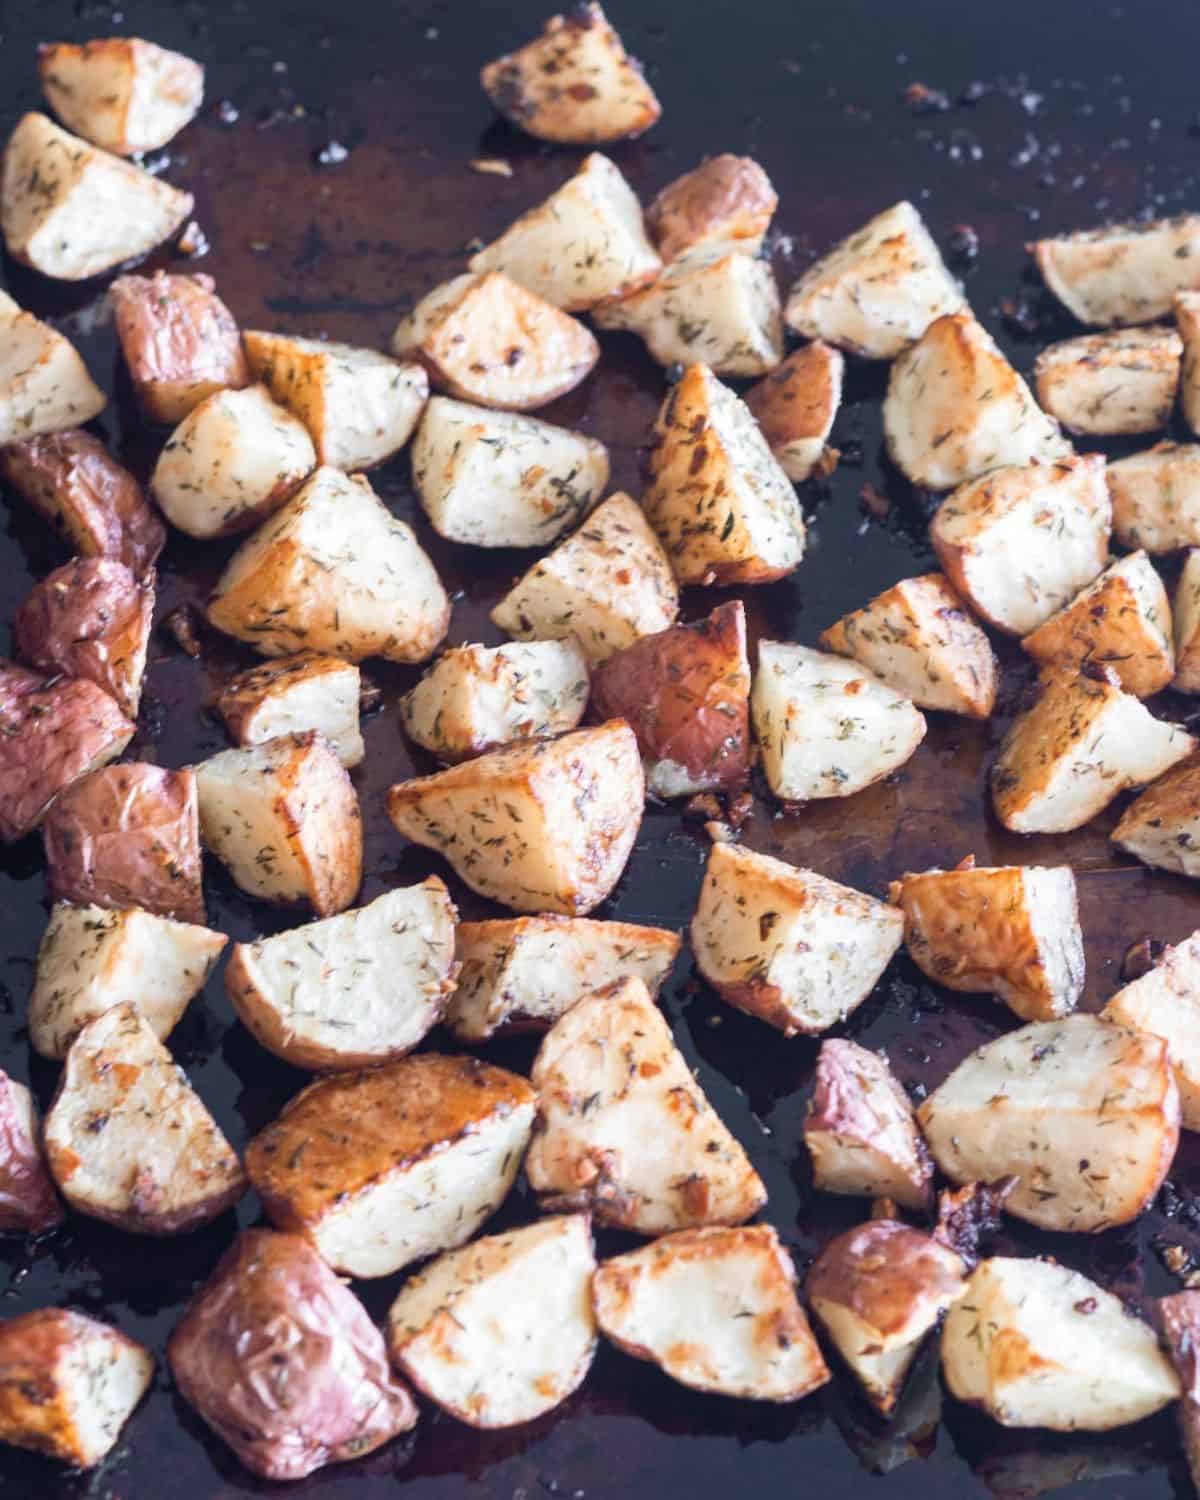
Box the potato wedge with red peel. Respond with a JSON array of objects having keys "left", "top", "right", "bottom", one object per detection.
[
  {"left": 1031, "top": 214, "right": 1200, "bottom": 327},
  {"left": 0, "top": 1072, "right": 63, "bottom": 1233},
  {"left": 1112, "top": 755, "right": 1200, "bottom": 878},
  {"left": 647, "top": 154, "right": 777, "bottom": 263},
  {"left": 245, "top": 1054, "right": 535, "bottom": 1278},
  {"left": 387, "top": 1214, "right": 596, "bottom": 1428},
  {"left": 1035, "top": 326, "right": 1181, "bottom": 436},
  {"left": 1108, "top": 442, "right": 1200, "bottom": 554},
  {"left": 590, "top": 601, "right": 750, "bottom": 799},
  {"left": 0, "top": 1308, "right": 153, "bottom": 1468},
  {"left": 0, "top": 290, "right": 106, "bottom": 446},
  {"left": 918, "top": 1015, "right": 1180, "bottom": 1233},
  {"left": 1154, "top": 1292, "right": 1200, "bottom": 1491},
  {"left": 1175, "top": 549, "right": 1200, "bottom": 692},
  {"left": 1103, "top": 931, "right": 1200, "bottom": 1131},
  {"left": 744, "top": 342, "right": 843, "bottom": 483},
  {"left": 1177, "top": 291, "right": 1200, "bottom": 434},
  {"left": 526, "top": 976, "right": 765, "bottom": 1233},
  {"left": 39, "top": 38, "right": 203, "bottom": 155},
  {"left": 169, "top": 1229, "right": 417, "bottom": 1482},
  {"left": 217, "top": 653, "right": 364, "bottom": 768},
  {"left": 943, "top": 1257, "right": 1180, "bottom": 1429},
  {"left": 44, "top": 1002, "right": 246, "bottom": 1235},
  {"left": 592, "top": 1224, "right": 827, "bottom": 1401}
]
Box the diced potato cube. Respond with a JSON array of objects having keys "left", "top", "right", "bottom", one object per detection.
[
  {"left": 1176, "top": 290, "right": 1200, "bottom": 434},
  {"left": 1108, "top": 442, "right": 1200, "bottom": 553},
  {"left": 1175, "top": 548, "right": 1200, "bottom": 692},
  {"left": 1103, "top": 931, "right": 1200, "bottom": 1131},
  {"left": 0, "top": 1072, "right": 63, "bottom": 1233},
  {"left": 38, "top": 37, "right": 203, "bottom": 155},
  {"left": 0, "top": 290, "right": 104, "bottom": 443},
  {"left": 1034, "top": 326, "right": 1182, "bottom": 436},
  {"left": 1031, "top": 215, "right": 1200, "bottom": 327},
  {"left": 1155, "top": 1292, "right": 1200, "bottom": 1492},
  {"left": 217, "top": 653, "right": 364, "bottom": 767},
  {"left": 646, "top": 154, "right": 777, "bottom": 263},
  {"left": 744, "top": 342, "right": 843, "bottom": 483},
  {"left": 1112, "top": 754, "right": 1200, "bottom": 879}
]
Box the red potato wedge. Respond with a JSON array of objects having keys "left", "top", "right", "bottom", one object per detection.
[
  {"left": 0, "top": 291, "right": 105, "bottom": 443},
  {"left": 744, "top": 341, "right": 844, "bottom": 483},
  {"left": 39, "top": 38, "right": 203, "bottom": 156},
  {"left": 1103, "top": 931, "right": 1200, "bottom": 1131},
  {"left": 1034, "top": 326, "right": 1182, "bottom": 436},
  {"left": 217, "top": 653, "right": 364, "bottom": 768},
  {"left": 1155, "top": 1292, "right": 1200, "bottom": 1492},
  {"left": 0, "top": 1071, "right": 63, "bottom": 1234},
  {"left": 1031, "top": 215, "right": 1200, "bottom": 327},
  {"left": 647, "top": 154, "right": 777, "bottom": 263}
]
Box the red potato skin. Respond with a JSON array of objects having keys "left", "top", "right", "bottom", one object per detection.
[
  {"left": 1156, "top": 1292, "right": 1200, "bottom": 1491},
  {"left": 168, "top": 1228, "right": 418, "bottom": 1480},
  {"left": 0, "top": 1073, "right": 62, "bottom": 1234},
  {"left": 647, "top": 154, "right": 778, "bottom": 263},
  {"left": 42, "top": 762, "right": 205, "bottom": 923}
]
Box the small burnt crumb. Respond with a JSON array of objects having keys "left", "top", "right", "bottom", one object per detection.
[
  {"left": 162, "top": 605, "right": 204, "bottom": 659},
  {"left": 726, "top": 790, "right": 754, "bottom": 831},
  {"left": 358, "top": 674, "right": 384, "bottom": 715},
  {"left": 859, "top": 482, "right": 891, "bottom": 520},
  {"left": 469, "top": 157, "right": 514, "bottom": 178},
  {"left": 1162, "top": 1243, "right": 1193, "bottom": 1276},
  {"left": 684, "top": 792, "right": 724, "bottom": 823},
  {"left": 947, "top": 223, "right": 980, "bottom": 265},
  {"left": 315, "top": 141, "right": 349, "bottom": 168},
  {"left": 999, "top": 291, "right": 1040, "bottom": 336},
  {"left": 904, "top": 82, "right": 950, "bottom": 114},
  {"left": 934, "top": 1177, "right": 1017, "bottom": 1267},
  {"left": 959, "top": 79, "right": 991, "bottom": 105},
  {"left": 136, "top": 692, "right": 167, "bottom": 743},
  {"left": 1073, "top": 1297, "right": 1098, "bottom": 1315},
  {"left": 177, "top": 221, "right": 210, "bottom": 258},
  {"left": 839, "top": 437, "right": 864, "bottom": 468},
  {"left": 214, "top": 98, "right": 239, "bottom": 126},
  {"left": 1121, "top": 935, "right": 1165, "bottom": 983}
]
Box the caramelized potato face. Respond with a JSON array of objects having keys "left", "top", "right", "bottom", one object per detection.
[{"left": 647, "top": 154, "right": 778, "bottom": 263}]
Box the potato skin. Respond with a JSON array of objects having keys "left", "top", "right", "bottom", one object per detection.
[
  {"left": 647, "top": 154, "right": 777, "bottom": 263},
  {"left": 0, "top": 1073, "right": 62, "bottom": 1234}
]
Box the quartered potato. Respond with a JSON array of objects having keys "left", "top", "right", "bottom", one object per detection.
[
  {"left": 1107, "top": 442, "right": 1200, "bottom": 553},
  {"left": 807, "top": 1220, "right": 966, "bottom": 1414},
  {"left": 391, "top": 271, "right": 599, "bottom": 410},
  {"left": 0, "top": 291, "right": 105, "bottom": 444},
  {"left": 217, "top": 653, "right": 364, "bottom": 768},
  {"left": 593, "top": 245, "right": 783, "bottom": 377},
  {"left": 169, "top": 1229, "right": 417, "bottom": 1481},
  {"left": 591, "top": 1224, "right": 828, "bottom": 1401},
  {"left": 1034, "top": 326, "right": 1182, "bottom": 436},
  {"left": 1103, "top": 931, "right": 1200, "bottom": 1131},
  {"left": 491, "top": 491, "right": 678, "bottom": 662},
  {"left": 590, "top": 601, "right": 751, "bottom": 798},
  {"left": 820, "top": 572, "right": 997, "bottom": 718},
  {"left": 152, "top": 383, "right": 316, "bottom": 539},
  {"left": 918, "top": 1014, "right": 1180, "bottom": 1232},
  {"left": 480, "top": 3, "right": 661, "bottom": 144},
  {"left": 1155, "top": 1292, "right": 1200, "bottom": 1492},
  {"left": 751, "top": 641, "right": 926, "bottom": 802},
  {"left": 195, "top": 731, "right": 362, "bottom": 916},
  {"left": 401, "top": 639, "right": 590, "bottom": 763},
  {"left": 804, "top": 1039, "right": 932, "bottom": 1210},
  {"left": 943, "top": 1257, "right": 1180, "bottom": 1428},
  {"left": 784, "top": 200, "right": 964, "bottom": 359},
  {"left": 14, "top": 557, "right": 153, "bottom": 718},
  {"left": 1176, "top": 291, "right": 1200, "bottom": 434},
  {"left": 244, "top": 331, "right": 428, "bottom": 472},
  {"left": 0, "top": 1308, "right": 153, "bottom": 1468},
  {"left": 1, "top": 112, "right": 192, "bottom": 280},
  {"left": 44, "top": 1002, "right": 246, "bottom": 1234},
  {"left": 646, "top": 153, "right": 777, "bottom": 263},
  {"left": 245, "top": 1054, "right": 535, "bottom": 1277},
  {"left": 0, "top": 1071, "right": 63, "bottom": 1233},
  {"left": 929, "top": 454, "right": 1111, "bottom": 635},
  {"left": 39, "top": 37, "right": 203, "bottom": 155},
  {"left": 446, "top": 914, "right": 680, "bottom": 1042},
  {"left": 387, "top": 1214, "right": 596, "bottom": 1428},
  {"left": 884, "top": 312, "right": 1071, "bottom": 489},
  {"left": 890, "top": 860, "right": 1084, "bottom": 1024},
  {"left": 526, "top": 976, "right": 766, "bottom": 1233},
  {"left": 207, "top": 466, "right": 450, "bottom": 663},
  {"left": 387, "top": 721, "right": 642, "bottom": 915},
  {"left": 226, "top": 880, "right": 458, "bottom": 1071},
  {"left": 991, "top": 667, "right": 1194, "bottom": 834},
  {"left": 1175, "top": 548, "right": 1200, "bottom": 691},
  {"left": 744, "top": 341, "right": 843, "bottom": 483},
  {"left": 1030, "top": 214, "right": 1200, "bottom": 326},
  {"left": 30, "top": 902, "right": 226, "bottom": 1061},
  {"left": 412, "top": 396, "right": 609, "bottom": 548},
  {"left": 1112, "top": 754, "right": 1200, "bottom": 879},
  {"left": 469, "top": 152, "right": 660, "bottom": 311},
  {"left": 691, "top": 843, "right": 903, "bottom": 1035},
  {"left": 643, "top": 364, "right": 806, "bottom": 584},
  {"left": 43, "top": 762, "right": 204, "bottom": 923}
]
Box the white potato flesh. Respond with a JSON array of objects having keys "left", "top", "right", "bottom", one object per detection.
[
  {"left": 1108, "top": 443, "right": 1200, "bottom": 553},
  {"left": 751, "top": 641, "right": 926, "bottom": 802},
  {"left": 39, "top": 38, "right": 203, "bottom": 155},
  {"left": 1031, "top": 215, "right": 1200, "bottom": 327},
  {"left": 890, "top": 863, "right": 1084, "bottom": 1024},
  {"left": 1112, "top": 757, "right": 1200, "bottom": 879},
  {"left": 918, "top": 1014, "right": 1180, "bottom": 1232},
  {"left": 30, "top": 902, "right": 227, "bottom": 1061},
  {"left": 207, "top": 466, "right": 450, "bottom": 664},
  {"left": 1175, "top": 549, "right": 1200, "bottom": 691},
  {"left": 691, "top": 843, "right": 903, "bottom": 1035},
  {"left": 217, "top": 653, "right": 364, "bottom": 768},
  {"left": 820, "top": 571, "right": 997, "bottom": 718},
  {"left": 1034, "top": 326, "right": 1182, "bottom": 436},
  {"left": 44, "top": 1002, "right": 245, "bottom": 1234},
  {"left": 884, "top": 313, "right": 1071, "bottom": 490},
  {"left": 527, "top": 976, "right": 766, "bottom": 1233},
  {"left": 0, "top": 290, "right": 105, "bottom": 443},
  {"left": 412, "top": 396, "right": 609, "bottom": 548},
  {"left": 943, "top": 1257, "right": 1180, "bottom": 1429},
  {"left": 992, "top": 668, "right": 1194, "bottom": 834},
  {"left": 0, "top": 112, "right": 192, "bottom": 280},
  {"left": 446, "top": 914, "right": 679, "bottom": 1042},
  {"left": 744, "top": 342, "right": 843, "bottom": 483},
  {"left": 593, "top": 246, "right": 783, "bottom": 377},
  {"left": 491, "top": 491, "right": 678, "bottom": 662},
  {"left": 387, "top": 1215, "right": 596, "bottom": 1428},
  {"left": 387, "top": 721, "right": 642, "bottom": 915},
  {"left": 643, "top": 364, "right": 806, "bottom": 585},
  {"left": 1176, "top": 291, "right": 1200, "bottom": 434},
  {"left": 1103, "top": 932, "right": 1200, "bottom": 1131},
  {"left": 930, "top": 454, "right": 1112, "bottom": 636},
  {"left": 592, "top": 1224, "right": 828, "bottom": 1401},
  {"left": 401, "top": 639, "right": 590, "bottom": 762},
  {"left": 784, "top": 200, "right": 964, "bottom": 359},
  {"left": 469, "top": 152, "right": 660, "bottom": 311},
  {"left": 646, "top": 154, "right": 777, "bottom": 263},
  {"left": 151, "top": 384, "right": 316, "bottom": 539}
]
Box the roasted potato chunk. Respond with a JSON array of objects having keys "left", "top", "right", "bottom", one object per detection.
[
  {"left": 387, "top": 1215, "right": 596, "bottom": 1428},
  {"left": 1176, "top": 548, "right": 1200, "bottom": 691},
  {"left": 647, "top": 153, "right": 777, "bottom": 263},
  {"left": 39, "top": 38, "right": 203, "bottom": 155},
  {"left": 391, "top": 271, "right": 599, "bottom": 411},
  {"left": 526, "top": 976, "right": 766, "bottom": 1232},
  {"left": 592, "top": 1225, "right": 827, "bottom": 1401},
  {"left": 0, "top": 1071, "right": 63, "bottom": 1233},
  {"left": 481, "top": 3, "right": 661, "bottom": 144},
  {"left": 1, "top": 112, "right": 192, "bottom": 280},
  {"left": 225, "top": 880, "right": 458, "bottom": 1071},
  {"left": 195, "top": 731, "right": 361, "bottom": 917},
  {"left": 918, "top": 1014, "right": 1179, "bottom": 1232},
  {"left": 44, "top": 1002, "right": 246, "bottom": 1234},
  {"left": 491, "top": 492, "right": 678, "bottom": 661},
  {"left": 692, "top": 843, "right": 903, "bottom": 1035},
  {"left": 1034, "top": 326, "right": 1182, "bottom": 436},
  {"left": 1176, "top": 290, "right": 1200, "bottom": 434},
  {"left": 388, "top": 720, "right": 642, "bottom": 915},
  {"left": 245, "top": 1054, "right": 535, "bottom": 1277},
  {"left": 0, "top": 289, "right": 105, "bottom": 443},
  {"left": 1103, "top": 931, "right": 1200, "bottom": 1131},
  {"left": 169, "top": 1229, "right": 417, "bottom": 1481},
  {"left": 1031, "top": 214, "right": 1200, "bottom": 327},
  {"left": 590, "top": 601, "right": 750, "bottom": 798},
  {"left": 1112, "top": 754, "right": 1200, "bottom": 879},
  {"left": 446, "top": 914, "right": 680, "bottom": 1042},
  {"left": 412, "top": 396, "right": 609, "bottom": 548},
  {"left": 217, "top": 653, "right": 364, "bottom": 768},
  {"left": 207, "top": 466, "right": 450, "bottom": 663},
  {"left": 1108, "top": 442, "right": 1200, "bottom": 553},
  {"left": 744, "top": 342, "right": 843, "bottom": 483},
  {"left": 1154, "top": 1292, "right": 1200, "bottom": 1492}
]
